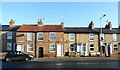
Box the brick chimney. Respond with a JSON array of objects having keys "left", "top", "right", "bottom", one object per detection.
[
  {"left": 61, "top": 22, "right": 64, "bottom": 28},
  {"left": 38, "top": 19, "right": 43, "bottom": 26},
  {"left": 105, "top": 22, "right": 112, "bottom": 29},
  {"left": 89, "top": 21, "right": 94, "bottom": 29},
  {"left": 9, "top": 19, "right": 15, "bottom": 27}
]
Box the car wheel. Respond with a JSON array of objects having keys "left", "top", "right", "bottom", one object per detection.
[
  {"left": 6, "top": 58, "right": 11, "bottom": 62},
  {"left": 25, "top": 57, "right": 30, "bottom": 61}
]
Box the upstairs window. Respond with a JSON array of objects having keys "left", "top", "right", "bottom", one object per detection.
[
  {"left": 49, "top": 44, "right": 55, "bottom": 52},
  {"left": 69, "top": 33, "right": 75, "bottom": 41},
  {"left": 7, "top": 42, "right": 12, "bottom": 51},
  {"left": 113, "top": 34, "right": 117, "bottom": 41},
  {"left": 90, "top": 44, "right": 94, "bottom": 52},
  {"left": 49, "top": 32, "right": 55, "bottom": 41},
  {"left": 27, "top": 33, "right": 33, "bottom": 41},
  {"left": 113, "top": 44, "right": 118, "bottom": 51},
  {"left": 7, "top": 32, "right": 12, "bottom": 39},
  {"left": 89, "top": 33, "right": 94, "bottom": 41},
  {"left": 37, "top": 32, "right": 43, "bottom": 41},
  {"left": 100, "top": 33, "right": 105, "bottom": 41},
  {"left": 27, "top": 44, "right": 33, "bottom": 52}
]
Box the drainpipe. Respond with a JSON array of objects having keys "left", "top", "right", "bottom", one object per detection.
[
  {"left": 75, "top": 33, "right": 77, "bottom": 56},
  {"left": 34, "top": 32, "right": 37, "bottom": 58}
]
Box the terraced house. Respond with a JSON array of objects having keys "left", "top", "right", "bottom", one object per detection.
[
  {"left": 1, "top": 19, "right": 120, "bottom": 58},
  {"left": 1, "top": 20, "right": 20, "bottom": 52},
  {"left": 16, "top": 19, "right": 64, "bottom": 58},
  {"left": 64, "top": 21, "right": 100, "bottom": 57}
]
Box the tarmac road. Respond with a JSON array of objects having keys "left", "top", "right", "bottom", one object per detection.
[{"left": 1, "top": 57, "right": 120, "bottom": 69}]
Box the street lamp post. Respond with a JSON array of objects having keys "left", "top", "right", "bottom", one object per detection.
[{"left": 100, "top": 14, "right": 106, "bottom": 56}]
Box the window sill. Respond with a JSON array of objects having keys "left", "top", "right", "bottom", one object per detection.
[
  {"left": 27, "top": 51, "right": 33, "bottom": 52},
  {"left": 89, "top": 40, "right": 94, "bottom": 42},
  {"left": 37, "top": 40, "right": 43, "bottom": 41},
  {"left": 69, "top": 40, "right": 75, "bottom": 41},
  {"left": 49, "top": 51, "right": 55, "bottom": 52},
  {"left": 112, "top": 40, "right": 118, "bottom": 42}
]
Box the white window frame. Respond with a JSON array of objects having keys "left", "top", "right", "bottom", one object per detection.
[
  {"left": 27, "top": 44, "right": 33, "bottom": 52},
  {"left": 113, "top": 34, "right": 117, "bottom": 41},
  {"left": 69, "top": 43, "right": 75, "bottom": 52},
  {"left": 7, "top": 32, "right": 12, "bottom": 39},
  {"left": 49, "top": 32, "right": 56, "bottom": 41},
  {"left": 17, "top": 44, "right": 24, "bottom": 52},
  {"left": 37, "top": 32, "right": 43, "bottom": 41},
  {"left": 49, "top": 43, "right": 55, "bottom": 52},
  {"left": 69, "top": 33, "right": 75, "bottom": 41},
  {"left": 7, "top": 42, "right": 12, "bottom": 51},
  {"left": 27, "top": 33, "right": 33, "bottom": 41},
  {"left": 89, "top": 44, "right": 94, "bottom": 52},
  {"left": 100, "top": 33, "right": 105, "bottom": 41},
  {"left": 113, "top": 44, "right": 118, "bottom": 51},
  {"left": 89, "top": 33, "right": 94, "bottom": 41}
]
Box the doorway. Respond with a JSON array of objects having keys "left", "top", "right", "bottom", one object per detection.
[
  {"left": 105, "top": 43, "right": 112, "bottom": 56},
  {"left": 77, "top": 43, "right": 87, "bottom": 56},
  {"left": 39, "top": 47, "right": 44, "bottom": 58},
  {"left": 57, "top": 45, "right": 63, "bottom": 56}
]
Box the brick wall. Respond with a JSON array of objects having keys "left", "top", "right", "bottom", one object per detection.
[{"left": 16, "top": 32, "right": 64, "bottom": 57}]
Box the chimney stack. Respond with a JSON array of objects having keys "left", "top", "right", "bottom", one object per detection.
[
  {"left": 89, "top": 21, "right": 94, "bottom": 29},
  {"left": 105, "top": 22, "right": 112, "bottom": 29},
  {"left": 9, "top": 19, "right": 15, "bottom": 27},
  {"left": 38, "top": 19, "right": 43, "bottom": 26},
  {"left": 61, "top": 22, "right": 64, "bottom": 28}
]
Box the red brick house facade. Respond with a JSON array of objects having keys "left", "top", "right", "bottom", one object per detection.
[{"left": 16, "top": 19, "right": 64, "bottom": 57}]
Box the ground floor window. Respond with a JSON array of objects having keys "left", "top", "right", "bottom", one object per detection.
[
  {"left": 70, "top": 43, "right": 75, "bottom": 52},
  {"left": 17, "top": 44, "right": 24, "bottom": 51},
  {"left": 49, "top": 44, "right": 55, "bottom": 52},
  {"left": 90, "top": 44, "right": 94, "bottom": 52},
  {"left": 27, "top": 44, "right": 33, "bottom": 52},
  {"left": 7, "top": 42, "right": 12, "bottom": 51},
  {"left": 113, "top": 44, "right": 118, "bottom": 51}
]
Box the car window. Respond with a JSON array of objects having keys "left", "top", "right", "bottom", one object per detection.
[{"left": 9, "top": 52, "right": 16, "bottom": 55}]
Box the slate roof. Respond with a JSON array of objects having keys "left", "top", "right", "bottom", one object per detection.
[
  {"left": 1, "top": 25, "right": 9, "bottom": 31},
  {"left": 1, "top": 25, "right": 21, "bottom": 31},
  {"left": 1, "top": 25, "right": 120, "bottom": 33},
  {"left": 64, "top": 27, "right": 120, "bottom": 33},
  {"left": 96, "top": 28, "right": 120, "bottom": 34},
  {"left": 64, "top": 27, "right": 99, "bottom": 33},
  {"left": 17, "top": 25, "right": 64, "bottom": 32}
]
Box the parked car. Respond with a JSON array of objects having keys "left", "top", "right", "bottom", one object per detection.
[{"left": 4, "top": 51, "right": 34, "bottom": 61}]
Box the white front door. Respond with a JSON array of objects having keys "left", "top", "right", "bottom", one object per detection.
[
  {"left": 57, "top": 45, "right": 63, "bottom": 56},
  {"left": 77, "top": 43, "right": 87, "bottom": 56},
  {"left": 17, "top": 44, "right": 24, "bottom": 51}
]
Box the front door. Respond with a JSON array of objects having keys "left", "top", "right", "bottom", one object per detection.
[
  {"left": 105, "top": 43, "right": 112, "bottom": 56},
  {"left": 39, "top": 47, "right": 44, "bottom": 58},
  {"left": 57, "top": 45, "right": 63, "bottom": 56},
  {"left": 77, "top": 43, "right": 87, "bottom": 56}
]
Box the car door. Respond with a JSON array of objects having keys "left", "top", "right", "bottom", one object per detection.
[
  {"left": 16, "top": 51, "right": 24, "bottom": 60},
  {"left": 11, "top": 52, "right": 17, "bottom": 60}
]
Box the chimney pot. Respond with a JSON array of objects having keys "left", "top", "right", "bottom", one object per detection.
[
  {"left": 9, "top": 19, "right": 15, "bottom": 27},
  {"left": 61, "top": 22, "right": 64, "bottom": 28},
  {"left": 38, "top": 19, "right": 43, "bottom": 26},
  {"left": 89, "top": 21, "right": 94, "bottom": 29},
  {"left": 108, "top": 22, "right": 112, "bottom": 29}
]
